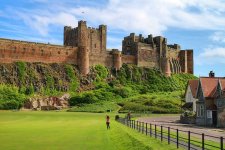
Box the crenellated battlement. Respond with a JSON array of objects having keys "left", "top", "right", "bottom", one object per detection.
[{"left": 0, "top": 20, "right": 193, "bottom": 76}]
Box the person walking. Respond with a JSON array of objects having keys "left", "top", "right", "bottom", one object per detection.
[
  {"left": 106, "top": 115, "right": 110, "bottom": 129},
  {"left": 127, "top": 112, "right": 131, "bottom": 120}
]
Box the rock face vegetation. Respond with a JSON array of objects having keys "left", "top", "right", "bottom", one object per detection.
[{"left": 0, "top": 62, "right": 197, "bottom": 112}]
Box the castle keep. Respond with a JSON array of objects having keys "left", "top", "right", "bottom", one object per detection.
[{"left": 0, "top": 21, "right": 193, "bottom": 76}]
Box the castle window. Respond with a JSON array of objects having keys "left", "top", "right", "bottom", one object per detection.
[
  {"left": 41, "top": 49, "right": 44, "bottom": 56},
  {"left": 13, "top": 47, "right": 16, "bottom": 53},
  {"left": 32, "top": 49, "right": 35, "bottom": 54},
  {"left": 23, "top": 48, "right": 26, "bottom": 51},
  {"left": 94, "top": 44, "right": 96, "bottom": 48},
  {"left": 66, "top": 51, "right": 68, "bottom": 55},
  {"left": 58, "top": 51, "right": 60, "bottom": 54}
]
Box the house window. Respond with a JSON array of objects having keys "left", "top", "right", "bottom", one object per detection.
[
  {"left": 197, "top": 105, "right": 204, "bottom": 117},
  {"left": 207, "top": 110, "right": 212, "bottom": 118},
  {"left": 200, "top": 105, "right": 204, "bottom": 117},
  {"left": 197, "top": 106, "right": 200, "bottom": 117}
]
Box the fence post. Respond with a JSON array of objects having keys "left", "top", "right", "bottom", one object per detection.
[
  {"left": 168, "top": 127, "right": 170, "bottom": 144},
  {"left": 221, "top": 137, "right": 223, "bottom": 150},
  {"left": 177, "top": 129, "right": 179, "bottom": 148},
  {"left": 188, "top": 131, "right": 190, "bottom": 150},
  {"left": 139, "top": 121, "right": 141, "bottom": 132},
  {"left": 150, "top": 123, "right": 152, "bottom": 137},
  {"left": 142, "top": 122, "right": 144, "bottom": 134},
  {"left": 161, "top": 126, "right": 163, "bottom": 141},
  {"left": 155, "top": 124, "right": 157, "bottom": 138},
  {"left": 136, "top": 121, "right": 138, "bottom": 130},
  {"left": 137, "top": 121, "right": 139, "bottom": 130},
  {"left": 134, "top": 120, "right": 135, "bottom": 129},
  {"left": 146, "top": 123, "right": 147, "bottom": 135},
  {"left": 202, "top": 133, "right": 204, "bottom": 150}
]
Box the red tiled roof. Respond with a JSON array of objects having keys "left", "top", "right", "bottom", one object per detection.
[
  {"left": 188, "top": 80, "right": 198, "bottom": 98},
  {"left": 200, "top": 77, "right": 219, "bottom": 98}
]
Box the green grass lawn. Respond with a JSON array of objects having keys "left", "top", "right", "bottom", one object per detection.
[{"left": 0, "top": 111, "right": 184, "bottom": 150}]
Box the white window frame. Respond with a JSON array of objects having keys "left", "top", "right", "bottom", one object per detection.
[{"left": 207, "top": 110, "right": 212, "bottom": 118}]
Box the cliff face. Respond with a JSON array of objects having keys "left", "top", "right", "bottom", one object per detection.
[
  {"left": 0, "top": 62, "right": 111, "bottom": 94},
  {"left": 0, "top": 62, "right": 80, "bottom": 93}
]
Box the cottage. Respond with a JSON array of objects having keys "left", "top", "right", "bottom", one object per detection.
[
  {"left": 183, "top": 79, "right": 198, "bottom": 112},
  {"left": 184, "top": 71, "right": 225, "bottom": 127}
]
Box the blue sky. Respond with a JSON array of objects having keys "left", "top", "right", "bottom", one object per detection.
[{"left": 1, "top": 0, "right": 225, "bottom": 77}]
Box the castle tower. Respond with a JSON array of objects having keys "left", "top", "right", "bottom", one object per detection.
[
  {"left": 186, "top": 50, "right": 193, "bottom": 74},
  {"left": 154, "top": 36, "right": 168, "bottom": 72},
  {"left": 165, "top": 58, "right": 171, "bottom": 77},
  {"left": 78, "top": 21, "right": 89, "bottom": 75},
  {"left": 99, "top": 25, "right": 107, "bottom": 51},
  {"left": 64, "top": 26, "right": 72, "bottom": 46},
  {"left": 112, "top": 49, "right": 122, "bottom": 71}
]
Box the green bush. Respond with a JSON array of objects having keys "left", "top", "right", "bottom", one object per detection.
[
  {"left": 46, "top": 75, "right": 54, "bottom": 89},
  {"left": 16, "top": 61, "right": 26, "bottom": 85},
  {"left": 0, "top": 84, "right": 26, "bottom": 109},
  {"left": 69, "top": 89, "right": 118, "bottom": 106},
  {"left": 25, "top": 84, "right": 35, "bottom": 95},
  {"left": 65, "top": 64, "right": 79, "bottom": 91},
  {"left": 93, "top": 65, "right": 108, "bottom": 81},
  {"left": 113, "top": 86, "right": 135, "bottom": 98},
  {"left": 116, "top": 64, "right": 197, "bottom": 93},
  {"left": 2, "top": 100, "right": 20, "bottom": 110},
  {"left": 118, "top": 91, "right": 182, "bottom": 113}
]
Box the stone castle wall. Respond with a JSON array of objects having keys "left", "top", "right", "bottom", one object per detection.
[
  {"left": 0, "top": 38, "right": 78, "bottom": 64},
  {"left": 0, "top": 20, "right": 193, "bottom": 76},
  {"left": 122, "top": 33, "right": 193, "bottom": 76}
]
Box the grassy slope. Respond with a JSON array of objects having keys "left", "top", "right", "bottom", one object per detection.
[{"left": 0, "top": 111, "right": 183, "bottom": 150}]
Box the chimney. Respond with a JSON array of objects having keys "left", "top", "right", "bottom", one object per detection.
[{"left": 209, "top": 71, "right": 215, "bottom": 78}]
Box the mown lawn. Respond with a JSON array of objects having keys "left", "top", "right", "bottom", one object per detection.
[{"left": 0, "top": 111, "right": 183, "bottom": 150}]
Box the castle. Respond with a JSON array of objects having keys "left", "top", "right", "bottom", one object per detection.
[{"left": 0, "top": 20, "right": 193, "bottom": 76}]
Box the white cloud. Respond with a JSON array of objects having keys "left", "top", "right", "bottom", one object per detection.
[
  {"left": 4, "top": 0, "right": 225, "bottom": 37},
  {"left": 14, "top": 10, "right": 78, "bottom": 36},
  {"left": 200, "top": 47, "right": 225, "bottom": 58},
  {"left": 210, "top": 31, "right": 225, "bottom": 43},
  {"left": 196, "top": 47, "right": 225, "bottom": 65}
]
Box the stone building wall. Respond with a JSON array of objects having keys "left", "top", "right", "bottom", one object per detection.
[
  {"left": 136, "top": 43, "right": 158, "bottom": 68},
  {"left": 122, "top": 55, "right": 136, "bottom": 64},
  {"left": 0, "top": 20, "right": 194, "bottom": 76},
  {"left": 0, "top": 38, "right": 78, "bottom": 64},
  {"left": 122, "top": 33, "right": 193, "bottom": 76}
]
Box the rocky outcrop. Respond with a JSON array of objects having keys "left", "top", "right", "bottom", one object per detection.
[{"left": 23, "top": 94, "right": 70, "bottom": 110}]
